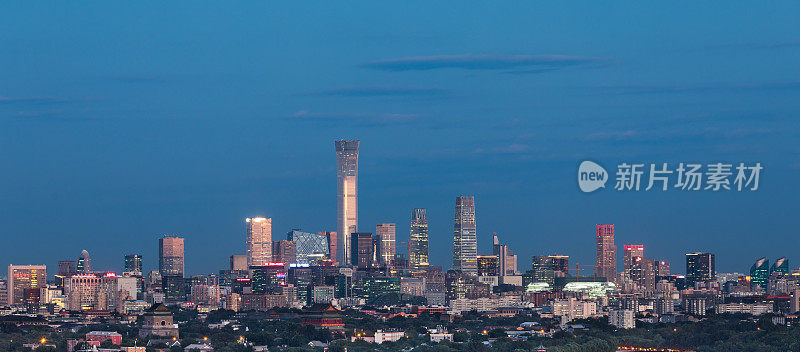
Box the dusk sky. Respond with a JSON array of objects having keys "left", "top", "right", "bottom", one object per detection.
[{"left": 1, "top": 2, "right": 798, "bottom": 276}]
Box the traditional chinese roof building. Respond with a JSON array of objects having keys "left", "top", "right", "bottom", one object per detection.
[
  {"left": 138, "top": 303, "right": 179, "bottom": 338},
  {"left": 302, "top": 303, "right": 344, "bottom": 330}
]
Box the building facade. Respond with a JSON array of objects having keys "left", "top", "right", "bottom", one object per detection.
[
  {"left": 376, "top": 223, "right": 396, "bottom": 266},
  {"left": 453, "top": 196, "right": 477, "bottom": 276},
  {"left": 409, "top": 208, "right": 429, "bottom": 269},
  {"left": 159, "top": 235, "right": 185, "bottom": 277},
  {"left": 246, "top": 217, "right": 272, "bottom": 267},
  {"left": 686, "top": 252, "right": 715, "bottom": 288},
  {"left": 335, "top": 139, "right": 359, "bottom": 266},
  {"left": 595, "top": 225, "right": 616, "bottom": 280},
  {"left": 7, "top": 265, "right": 47, "bottom": 306}
]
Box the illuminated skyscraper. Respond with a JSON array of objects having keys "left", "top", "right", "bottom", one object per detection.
[
  {"left": 685, "top": 252, "right": 715, "bottom": 288},
  {"left": 749, "top": 257, "right": 770, "bottom": 290},
  {"left": 159, "top": 235, "right": 185, "bottom": 277},
  {"left": 453, "top": 196, "right": 477, "bottom": 276},
  {"left": 77, "top": 250, "right": 92, "bottom": 274},
  {"left": 623, "top": 245, "right": 644, "bottom": 281},
  {"left": 288, "top": 230, "right": 329, "bottom": 265},
  {"left": 595, "top": 225, "right": 616, "bottom": 280},
  {"left": 772, "top": 257, "right": 789, "bottom": 274},
  {"left": 409, "top": 208, "right": 429, "bottom": 269},
  {"left": 124, "top": 254, "right": 143, "bottom": 275},
  {"left": 7, "top": 265, "right": 46, "bottom": 306},
  {"left": 246, "top": 217, "right": 272, "bottom": 267},
  {"left": 376, "top": 223, "right": 396, "bottom": 265},
  {"left": 335, "top": 139, "right": 359, "bottom": 266},
  {"left": 477, "top": 255, "right": 499, "bottom": 276}
]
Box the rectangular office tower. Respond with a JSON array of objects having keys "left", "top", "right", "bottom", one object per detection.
[
  {"left": 376, "top": 223, "right": 396, "bottom": 266},
  {"left": 453, "top": 196, "right": 478, "bottom": 276},
  {"left": 159, "top": 235, "right": 185, "bottom": 277},
  {"left": 686, "top": 252, "right": 715, "bottom": 288},
  {"left": 335, "top": 140, "right": 359, "bottom": 266},
  {"left": 7, "top": 265, "right": 47, "bottom": 306},
  {"left": 246, "top": 217, "right": 272, "bottom": 267},
  {"left": 595, "top": 225, "right": 616, "bottom": 280},
  {"left": 124, "top": 254, "right": 143, "bottom": 275},
  {"left": 623, "top": 245, "right": 644, "bottom": 281},
  {"left": 409, "top": 208, "right": 429, "bottom": 269}
]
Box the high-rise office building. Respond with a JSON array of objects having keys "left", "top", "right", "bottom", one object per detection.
[
  {"left": 159, "top": 235, "right": 185, "bottom": 277},
  {"left": 319, "top": 231, "right": 338, "bottom": 264},
  {"left": 655, "top": 260, "right": 671, "bottom": 277},
  {"left": 409, "top": 209, "right": 429, "bottom": 269},
  {"left": 376, "top": 223, "right": 396, "bottom": 266},
  {"left": 477, "top": 255, "right": 500, "bottom": 276},
  {"left": 272, "top": 240, "right": 297, "bottom": 264},
  {"left": 453, "top": 196, "right": 477, "bottom": 276},
  {"left": 773, "top": 257, "right": 789, "bottom": 275},
  {"left": 287, "top": 230, "right": 329, "bottom": 265},
  {"left": 531, "top": 255, "right": 571, "bottom": 286},
  {"left": 492, "top": 234, "right": 517, "bottom": 276},
  {"left": 77, "top": 250, "right": 92, "bottom": 274},
  {"left": 246, "top": 217, "right": 272, "bottom": 267},
  {"left": 7, "top": 265, "right": 47, "bottom": 306},
  {"left": 750, "top": 257, "right": 770, "bottom": 290},
  {"left": 685, "top": 252, "right": 715, "bottom": 288},
  {"left": 230, "top": 255, "right": 248, "bottom": 271},
  {"left": 595, "top": 225, "right": 616, "bottom": 280},
  {"left": 623, "top": 245, "right": 644, "bottom": 281},
  {"left": 124, "top": 254, "right": 143, "bottom": 275},
  {"left": 335, "top": 139, "right": 359, "bottom": 266},
  {"left": 350, "top": 232, "right": 375, "bottom": 268}
]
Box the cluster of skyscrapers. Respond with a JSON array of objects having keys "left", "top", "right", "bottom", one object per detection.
[{"left": 2, "top": 139, "right": 797, "bottom": 325}]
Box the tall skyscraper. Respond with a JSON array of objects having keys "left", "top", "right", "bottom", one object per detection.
[
  {"left": 7, "top": 265, "right": 47, "bottom": 306},
  {"left": 750, "top": 257, "right": 770, "bottom": 290},
  {"left": 335, "top": 139, "right": 359, "bottom": 266},
  {"left": 124, "top": 254, "right": 143, "bottom": 275},
  {"left": 595, "top": 225, "right": 616, "bottom": 280},
  {"left": 77, "top": 250, "right": 92, "bottom": 274},
  {"left": 246, "top": 217, "right": 272, "bottom": 267},
  {"left": 773, "top": 257, "right": 789, "bottom": 275},
  {"left": 409, "top": 208, "right": 429, "bottom": 269},
  {"left": 272, "top": 240, "right": 297, "bottom": 264},
  {"left": 319, "top": 231, "right": 338, "bottom": 264},
  {"left": 159, "top": 235, "right": 185, "bottom": 277},
  {"left": 623, "top": 245, "right": 644, "bottom": 281},
  {"left": 685, "top": 252, "right": 715, "bottom": 288},
  {"left": 376, "top": 223, "right": 396, "bottom": 265},
  {"left": 453, "top": 196, "right": 478, "bottom": 276},
  {"left": 492, "top": 233, "right": 518, "bottom": 276}
]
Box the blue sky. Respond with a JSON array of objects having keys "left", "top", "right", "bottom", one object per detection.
[{"left": 1, "top": 1, "right": 798, "bottom": 276}]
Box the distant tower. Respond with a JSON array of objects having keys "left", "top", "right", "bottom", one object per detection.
[
  {"left": 772, "top": 257, "right": 789, "bottom": 274},
  {"left": 453, "top": 196, "right": 477, "bottom": 276},
  {"left": 595, "top": 225, "right": 616, "bottom": 279},
  {"left": 335, "top": 140, "right": 360, "bottom": 266},
  {"left": 159, "top": 235, "right": 185, "bottom": 277},
  {"left": 409, "top": 209, "right": 430, "bottom": 269},
  {"left": 376, "top": 223, "right": 396, "bottom": 265},
  {"left": 750, "top": 257, "right": 770, "bottom": 290},
  {"left": 246, "top": 217, "right": 272, "bottom": 267},
  {"left": 623, "top": 245, "right": 644, "bottom": 280},
  {"left": 685, "top": 252, "right": 715, "bottom": 288},
  {"left": 77, "top": 250, "right": 92, "bottom": 274},
  {"left": 124, "top": 254, "right": 143, "bottom": 275}
]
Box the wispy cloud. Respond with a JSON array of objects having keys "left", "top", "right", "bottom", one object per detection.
[
  {"left": 361, "top": 54, "right": 607, "bottom": 72},
  {"left": 290, "top": 110, "right": 423, "bottom": 126},
  {"left": 300, "top": 86, "right": 446, "bottom": 97},
  {"left": 711, "top": 40, "right": 800, "bottom": 50},
  {"left": 0, "top": 95, "right": 68, "bottom": 105},
  {"left": 595, "top": 80, "right": 800, "bottom": 94}
]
